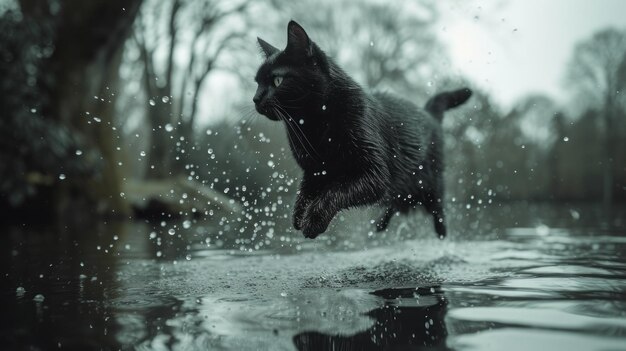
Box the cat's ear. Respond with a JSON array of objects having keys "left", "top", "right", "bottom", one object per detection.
[
  {"left": 286, "top": 20, "right": 313, "bottom": 57},
  {"left": 257, "top": 37, "right": 279, "bottom": 58}
]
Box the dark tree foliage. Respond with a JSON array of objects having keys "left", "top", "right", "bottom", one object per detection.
[
  {"left": 0, "top": 10, "right": 99, "bottom": 210},
  {"left": 1, "top": 0, "right": 142, "bottom": 220}
]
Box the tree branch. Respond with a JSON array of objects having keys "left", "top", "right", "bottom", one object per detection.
[
  {"left": 133, "top": 28, "right": 158, "bottom": 100},
  {"left": 165, "top": 0, "right": 182, "bottom": 96}
]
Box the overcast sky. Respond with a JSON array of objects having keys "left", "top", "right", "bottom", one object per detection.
[{"left": 438, "top": 0, "right": 626, "bottom": 109}]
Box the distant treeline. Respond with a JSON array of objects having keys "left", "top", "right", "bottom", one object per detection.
[{"left": 443, "top": 92, "right": 626, "bottom": 203}]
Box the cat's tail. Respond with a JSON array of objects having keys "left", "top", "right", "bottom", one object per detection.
[{"left": 425, "top": 88, "right": 472, "bottom": 120}]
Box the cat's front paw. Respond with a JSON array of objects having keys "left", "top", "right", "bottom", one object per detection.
[
  {"left": 300, "top": 200, "right": 332, "bottom": 239},
  {"left": 292, "top": 194, "right": 309, "bottom": 230},
  {"left": 301, "top": 214, "right": 330, "bottom": 239}
]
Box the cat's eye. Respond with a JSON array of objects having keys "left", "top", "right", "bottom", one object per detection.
[{"left": 273, "top": 76, "right": 283, "bottom": 87}]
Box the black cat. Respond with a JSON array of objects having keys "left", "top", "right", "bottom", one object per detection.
[{"left": 253, "top": 21, "right": 471, "bottom": 239}]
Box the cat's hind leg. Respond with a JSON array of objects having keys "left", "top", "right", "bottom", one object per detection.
[{"left": 375, "top": 207, "right": 396, "bottom": 232}]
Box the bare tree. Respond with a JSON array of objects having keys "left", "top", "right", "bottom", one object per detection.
[
  {"left": 566, "top": 28, "right": 626, "bottom": 207},
  {"left": 133, "top": 0, "right": 249, "bottom": 178}
]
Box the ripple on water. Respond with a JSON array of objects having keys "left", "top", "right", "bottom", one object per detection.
[
  {"left": 448, "top": 306, "right": 626, "bottom": 331},
  {"left": 450, "top": 328, "right": 626, "bottom": 351},
  {"left": 521, "top": 264, "right": 620, "bottom": 276},
  {"left": 501, "top": 276, "right": 626, "bottom": 296}
]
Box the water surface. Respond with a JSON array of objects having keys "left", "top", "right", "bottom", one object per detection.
[{"left": 1, "top": 203, "right": 625, "bottom": 350}]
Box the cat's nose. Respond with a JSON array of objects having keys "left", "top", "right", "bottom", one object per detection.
[{"left": 253, "top": 86, "right": 265, "bottom": 105}]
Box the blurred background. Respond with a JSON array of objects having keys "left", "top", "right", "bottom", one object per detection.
[
  {"left": 2, "top": 2, "right": 626, "bottom": 349},
  {"left": 1, "top": 0, "right": 625, "bottom": 231}
]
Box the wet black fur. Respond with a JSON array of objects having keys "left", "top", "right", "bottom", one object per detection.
[{"left": 254, "top": 21, "right": 472, "bottom": 239}]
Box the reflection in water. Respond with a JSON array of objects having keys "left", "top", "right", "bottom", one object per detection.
[
  {"left": 294, "top": 287, "right": 448, "bottom": 351},
  {"left": 0, "top": 222, "right": 123, "bottom": 350}
]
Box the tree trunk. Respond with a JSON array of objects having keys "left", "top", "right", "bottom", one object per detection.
[
  {"left": 145, "top": 97, "right": 175, "bottom": 179},
  {"left": 603, "top": 95, "right": 615, "bottom": 209},
  {"left": 21, "top": 0, "right": 143, "bottom": 217}
]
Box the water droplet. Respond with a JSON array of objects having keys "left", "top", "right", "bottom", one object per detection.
[
  {"left": 59, "top": 174, "right": 66, "bottom": 180},
  {"left": 140, "top": 151, "right": 146, "bottom": 157},
  {"left": 164, "top": 124, "right": 174, "bottom": 132},
  {"left": 299, "top": 119, "right": 304, "bottom": 124},
  {"left": 280, "top": 292, "right": 287, "bottom": 297},
  {"left": 149, "top": 99, "right": 156, "bottom": 106},
  {"left": 267, "top": 160, "right": 275, "bottom": 168},
  {"left": 16, "top": 287, "right": 26, "bottom": 296},
  {"left": 30, "top": 108, "right": 37, "bottom": 113},
  {"left": 185, "top": 254, "right": 192, "bottom": 261},
  {"left": 75, "top": 150, "right": 83, "bottom": 156},
  {"left": 161, "top": 96, "right": 170, "bottom": 103},
  {"left": 149, "top": 231, "right": 157, "bottom": 239},
  {"left": 322, "top": 105, "right": 327, "bottom": 111},
  {"left": 183, "top": 220, "right": 191, "bottom": 229},
  {"left": 168, "top": 228, "right": 176, "bottom": 236},
  {"left": 33, "top": 294, "right": 45, "bottom": 302},
  {"left": 563, "top": 137, "right": 569, "bottom": 142},
  {"left": 369, "top": 41, "right": 374, "bottom": 47}
]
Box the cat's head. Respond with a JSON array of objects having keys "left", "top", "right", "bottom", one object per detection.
[{"left": 253, "top": 21, "right": 330, "bottom": 121}]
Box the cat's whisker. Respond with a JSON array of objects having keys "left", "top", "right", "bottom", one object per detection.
[
  {"left": 274, "top": 105, "right": 320, "bottom": 163},
  {"left": 236, "top": 105, "right": 265, "bottom": 131},
  {"left": 274, "top": 109, "right": 312, "bottom": 161},
  {"left": 272, "top": 106, "right": 314, "bottom": 161},
  {"left": 242, "top": 111, "right": 259, "bottom": 128},
  {"left": 272, "top": 101, "right": 322, "bottom": 162},
  {"left": 271, "top": 107, "right": 302, "bottom": 159},
  {"left": 236, "top": 105, "right": 257, "bottom": 122}
]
